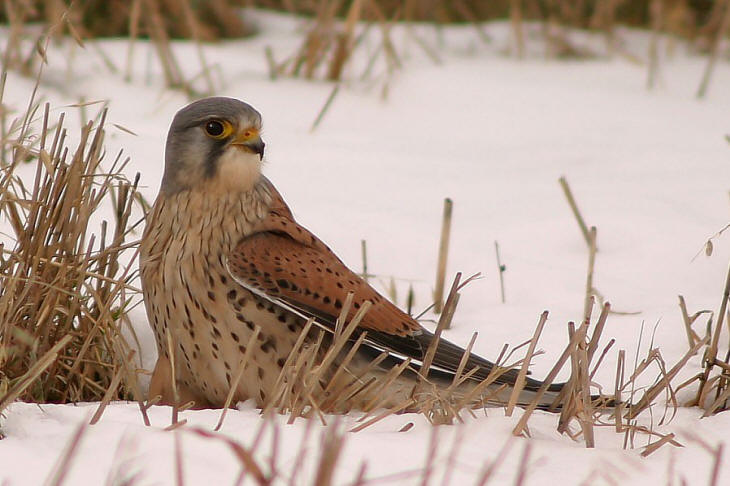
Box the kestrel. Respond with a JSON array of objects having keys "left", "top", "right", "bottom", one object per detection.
[{"left": 140, "top": 97, "right": 563, "bottom": 411}]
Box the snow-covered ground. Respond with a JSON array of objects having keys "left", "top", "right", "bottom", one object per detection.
[{"left": 1, "top": 10, "right": 730, "bottom": 485}]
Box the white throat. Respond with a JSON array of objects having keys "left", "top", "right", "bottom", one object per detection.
[{"left": 212, "top": 147, "right": 263, "bottom": 192}]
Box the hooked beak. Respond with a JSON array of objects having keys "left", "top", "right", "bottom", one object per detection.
[{"left": 232, "top": 130, "right": 265, "bottom": 161}]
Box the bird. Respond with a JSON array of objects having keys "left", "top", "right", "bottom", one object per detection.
[{"left": 140, "top": 96, "right": 565, "bottom": 413}]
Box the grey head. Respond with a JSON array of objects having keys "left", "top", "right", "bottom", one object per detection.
[{"left": 162, "top": 97, "right": 265, "bottom": 194}]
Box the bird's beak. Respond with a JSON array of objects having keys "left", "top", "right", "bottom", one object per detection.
[{"left": 231, "top": 130, "right": 265, "bottom": 160}]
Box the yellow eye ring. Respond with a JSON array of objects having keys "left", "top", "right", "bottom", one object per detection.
[{"left": 204, "top": 119, "right": 233, "bottom": 139}]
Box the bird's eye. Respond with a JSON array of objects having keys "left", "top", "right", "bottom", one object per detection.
[{"left": 204, "top": 120, "right": 229, "bottom": 139}]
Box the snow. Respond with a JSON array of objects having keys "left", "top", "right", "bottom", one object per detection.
[{"left": 1, "top": 10, "right": 730, "bottom": 485}]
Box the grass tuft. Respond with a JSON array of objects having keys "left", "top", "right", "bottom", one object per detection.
[{"left": 0, "top": 87, "right": 144, "bottom": 414}]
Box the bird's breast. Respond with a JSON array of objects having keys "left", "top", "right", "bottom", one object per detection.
[{"left": 140, "top": 184, "right": 293, "bottom": 405}]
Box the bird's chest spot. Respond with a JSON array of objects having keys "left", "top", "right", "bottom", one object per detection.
[{"left": 160, "top": 255, "right": 305, "bottom": 405}]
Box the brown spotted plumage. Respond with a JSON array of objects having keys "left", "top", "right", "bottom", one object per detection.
[
  {"left": 140, "top": 97, "right": 563, "bottom": 411},
  {"left": 227, "top": 201, "right": 420, "bottom": 338}
]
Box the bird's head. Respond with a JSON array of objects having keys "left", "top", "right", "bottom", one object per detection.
[{"left": 162, "top": 97, "right": 265, "bottom": 194}]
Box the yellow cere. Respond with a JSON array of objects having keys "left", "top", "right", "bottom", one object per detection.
[{"left": 236, "top": 128, "right": 259, "bottom": 143}]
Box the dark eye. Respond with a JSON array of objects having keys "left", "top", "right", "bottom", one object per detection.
[{"left": 205, "top": 120, "right": 225, "bottom": 137}]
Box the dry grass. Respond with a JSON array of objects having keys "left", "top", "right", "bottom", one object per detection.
[
  {"left": 268, "top": 0, "right": 399, "bottom": 84},
  {"left": 37, "top": 404, "right": 728, "bottom": 486},
  {"left": 41, "top": 412, "right": 368, "bottom": 486},
  {"left": 433, "top": 198, "right": 453, "bottom": 316},
  {"left": 0, "top": 47, "right": 144, "bottom": 414},
  {"left": 1, "top": 0, "right": 227, "bottom": 97},
  {"left": 0, "top": 0, "right": 253, "bottom": 40},
  {"left": 689, "top": 261, "right": 730, "bottom": 415}
]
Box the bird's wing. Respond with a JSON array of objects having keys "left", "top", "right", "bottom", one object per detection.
[
  {"left": 225, "top": 180, "right": 550, "bottom": 389},
  {"left": 226, "top": 214, "right": 420, "bottom": 337}
]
